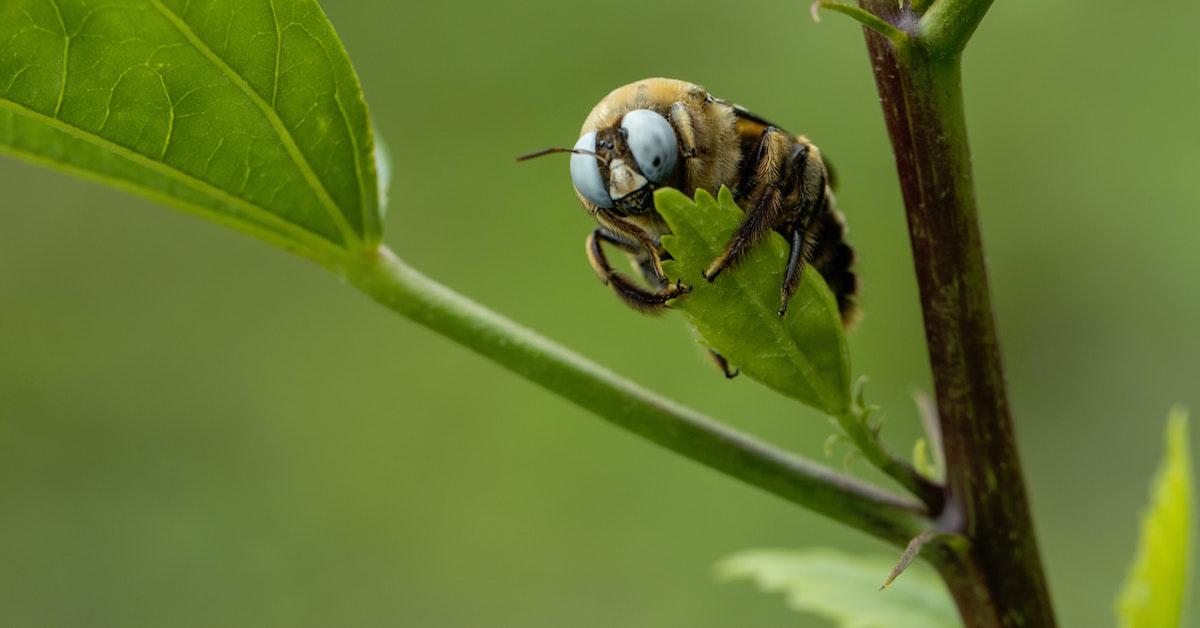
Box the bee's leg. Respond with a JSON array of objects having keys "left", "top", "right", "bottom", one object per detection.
[
  {"left": 778, "top": 170, "right": 829, "bottom": 316},
  {"left": 669, "top": 102, "right": 700, "bottom": 165},
  {"left": 704, "top": 131, "right": 807, "bottom": 283},
  {"left": 586, "top": 229, "right": 690, "bottom": 314},
  {"left": 779, "top": 218, "right": 820, "bottom": 317},
  {"left": 706, "top": 347, "right": 740, "bottom": 379},
  {"left": 634, "top": 255, "right": 667, "bottom": 290},
  {"left": 599, "top": 211, "right": 671, "bottom": 284}
]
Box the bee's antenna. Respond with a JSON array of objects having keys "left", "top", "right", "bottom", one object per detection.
[{"left": 516, "top": 147, "right": 607, "bottom": 164}]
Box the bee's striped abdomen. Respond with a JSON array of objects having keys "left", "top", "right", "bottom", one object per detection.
[{"left": 811, "top": 191, "right": 859, "bottom": 326}]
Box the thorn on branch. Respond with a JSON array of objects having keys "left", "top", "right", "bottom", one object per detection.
[{"left": 882, "top": 529, "right": 941, "bottom": 589}]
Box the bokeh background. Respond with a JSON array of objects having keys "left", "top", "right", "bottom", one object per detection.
[{"left": 2, "top": 0, "right": 1198, "bottom": 626}]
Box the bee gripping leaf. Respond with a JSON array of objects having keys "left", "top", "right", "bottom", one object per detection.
[
  {"left": 0, "top": 0, "right": 383, "bottom": 267},
  {"left": 1116, "top": 408, "right": 1195, "bottom": 628},
  {"left": 655, "top": 186, "right": 852, "bottom": 415}
]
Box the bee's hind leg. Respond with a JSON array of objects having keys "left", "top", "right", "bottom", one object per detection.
[
  {"left": 778, "top": 215, "right": 821, "bottom": 317},
  {"left": 587, "top": 228, "right": 690, "bottom": 314}
]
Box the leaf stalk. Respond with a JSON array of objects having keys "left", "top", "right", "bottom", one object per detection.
[{"left": 345, "top": 245, "right": 932, "bottom": 547}]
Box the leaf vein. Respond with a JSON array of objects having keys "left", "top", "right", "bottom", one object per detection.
[
  {"left": 0, "top": 139, "right": 348, "bottom": 271},
  {"left": 267, "top": 0, "right": 282, "bottom": 107},
  {"left": 147, "top": 0, "right": 361, "bottom": 246},
  {"left": 48, "top": 0, "right": 69, "bottom": 117},
  {"left": 334, "top": 89, "right": 371, "bottom": 241},
  {"left": 0, "top": 94, "right": 341, "bottom": 255}
]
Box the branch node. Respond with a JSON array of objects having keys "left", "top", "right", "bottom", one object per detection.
[
  {"left": 917, "top": 0, "right": 995, "bottom": 56},
  {"left": 832, "top": 382, "right": 945, "bottom": 512}
]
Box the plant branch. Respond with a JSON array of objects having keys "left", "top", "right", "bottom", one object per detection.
[
  {"left": 910, "top": 0, "right": 934, "bottom": 14},
  {"left": 346, "top": 245, "right": 930, "bottom": 547},
  {"left": 853, "top": 1, "right": 1056, "bottom": 626},
  {"left": 918, "top": 0, "right": 995, "bottom": 56}
]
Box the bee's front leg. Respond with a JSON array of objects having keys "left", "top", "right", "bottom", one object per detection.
[
  {"left": 586, "top": 228, "right": 690, "bottom": 314},
  {"left": 599, "top": 212, "right": 671, "bottom": 285},
  {"left": 669, "top": 101, "right": 701, "bottom": 165}
]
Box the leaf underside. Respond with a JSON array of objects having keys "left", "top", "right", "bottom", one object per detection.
[
  {"left": 656, "top": 186, "right": 851, "bottom": 415},
  {"left": 0, "top": 0, "right": 381, "bottom": 265},
  {"left": 1116, "top": 409, "right": 1194, "bottom": 628},
  {"left": 718, "top": 548, "right": 960, "bottom": 628}
]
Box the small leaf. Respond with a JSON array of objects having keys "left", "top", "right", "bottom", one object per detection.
[
  {"left": 373, "top": 123, "right": 393, "bottom": 216},
  {"left": 824, "top": 432, "right": 846, "bottom": 458},
  {"left": 913, "top": 438, "right": 939, "bottom": 481},
  {"left": 0, "top": 0, "right": 381, "bottom": 267},
  {"left": 1116, "top": 408, "right": 1194, "bottom": 628},
  {"left": 656, "top": 187, "right": 851, "bottom": 415},
  {"left": 718, "top": 548, "right": 960, "bottom": 627},
  {"left": 913, "top": 389, "right": 944, "bottom": 475}
]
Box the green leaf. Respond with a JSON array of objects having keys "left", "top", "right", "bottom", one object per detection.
[
  {"left": 718, "top": 548, "right": 960, "bottom": 628},
  {"left": 656, "top": 186, "right": 851, "bottom": 415},
  {"left": 1116, "top": 408, "right": 1195, "bottom": 628},
  {"left": 0, "top": 0, "right": 381, "bottom": 267},
  {"left": 373, "top": 122, "right": 393, "bottom": 216},
  {"left": 913, "top": 438, "right": 940, "bottom": 481}
]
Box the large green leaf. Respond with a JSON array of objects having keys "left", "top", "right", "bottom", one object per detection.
[
  {"left": 1116, "top": 408, "right": 1194, "bottom": 628},
  {"left": 657, "top": 186, "right": 851, "bottom": 415},
  {"left": 718, "top": 548, "right": 960, "bottom": 627},
  {"left": 0, "top": 0, "right": 380, "bottom": 266}
]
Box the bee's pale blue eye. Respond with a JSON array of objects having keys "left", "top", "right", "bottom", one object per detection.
[
  {"left": 621, "top": 109, "right": 678, "bottom": 183},
  {"left": 570, "top": 131, "right": 613, "bottom": 208}
]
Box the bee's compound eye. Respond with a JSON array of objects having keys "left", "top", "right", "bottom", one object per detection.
[
  {"left": 570, "top": 131, "right": 613, "bottom": 208},
  {"left": 621, "top": 109, "right": 678, "bottom": 183}
]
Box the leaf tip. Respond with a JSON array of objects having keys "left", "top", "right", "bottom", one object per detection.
[
  {"left": 692, "top": 187, "right": 718, "bottom": 209},
  {"left": 1166, "top": 405, "right": 1189, "bottom": 448},
  {"left": 1115, "top": 406, "right": 1194, "bottom": 628},
  {"left": 714, "top": 184, "right": 736, "bottom": 207},
  {"left": 653, "top": 186, "right": 688, "bottom": 205}
]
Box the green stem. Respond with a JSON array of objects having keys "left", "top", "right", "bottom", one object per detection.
[
  {"left": 346, "top": 245, "right": 929, "bottom": 547},
  {"left": 853, "top": 0, "right": 1056, "bottom": 625},
  {"left": 918, "top": 0, "right": 995, "bottom": 56},
  {"left": 835, "top": 404, "right": 944, "bottom": 512}
]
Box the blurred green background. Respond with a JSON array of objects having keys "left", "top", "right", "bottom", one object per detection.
[{"left": 2, "top": 0, "right": 1198, "bottom": 625}]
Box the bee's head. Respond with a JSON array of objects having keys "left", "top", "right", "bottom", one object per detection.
[
  {"left": 519, "top": 109, "right": 679, "bottom": 214},
  {"left": 576, "top": 109, "right": 679, "bottom": 214}
]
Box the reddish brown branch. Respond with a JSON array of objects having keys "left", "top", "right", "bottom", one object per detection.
[{"left": 852, "top": 1, "right": 1057, "bottom": 626}]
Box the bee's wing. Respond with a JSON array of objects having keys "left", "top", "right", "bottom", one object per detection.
[
  {"left": 716, "top": 98, "right": 839, "bottom": 192},
  {"left": 709, "top": 96, "right": 787, "bottom": 137},
  {"left": 727, "top": 101, "right": 786, "bottom": 133}
]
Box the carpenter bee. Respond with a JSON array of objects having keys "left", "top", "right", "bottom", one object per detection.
[{"left": 520, "top": 77, "right": 858, "bottom": 327}]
